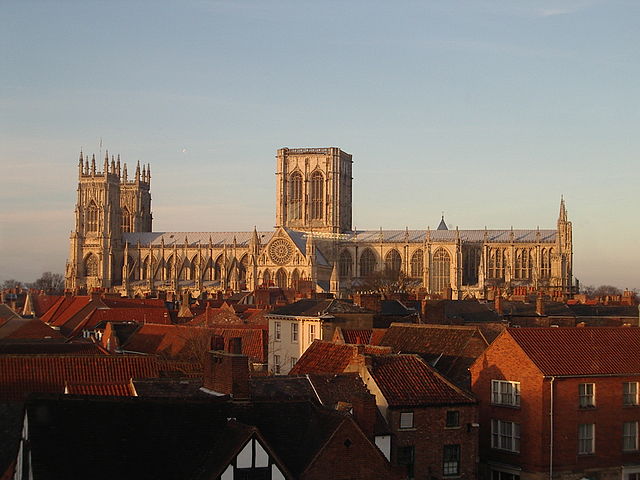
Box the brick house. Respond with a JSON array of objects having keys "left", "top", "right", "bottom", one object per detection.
[
  {"left": 292, "top": 341, "right": 479, "bottom": 480},
  {"left": 470, "top": 327, "right": 640, "bottom": 480}
]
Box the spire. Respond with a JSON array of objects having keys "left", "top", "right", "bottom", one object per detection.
[
  {"left": 437, "top": 213, "right": 448, "bottom": 231},
  {"left": 123, "top": 163, "right": 128, "bottom": 182},
  {"left": 135, "top": 161, "right": 141, "bottom": 182},
  {"left": 91, "top": 154, "right": 96, "bottom": 175},
  {"left": 146, "top": 164, "right": 151, "bottom": 183},
  {"left": 85, "top": 157, "right": 89, "bottom": 175},
  {"left": 116, "top": 155, "right": 121, "bottom": 177},
  {"left": 330, "top": 260, "right": 340, "bottom": 295},
  {"left": 559, "top": 195, "right": 567, "bottom": 222},
  {"left": 110, "top": 156, "right": 116, "bottom": 174},
  {"left": 306, "top": 232, "right": 314, "bottom": 259},
  {"left": 142, "top": 164, "right": 146, "bottom": 182}
]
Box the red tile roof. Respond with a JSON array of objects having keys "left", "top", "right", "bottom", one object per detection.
[
  {"left": 289, "top": 341, "right": 358, "bottom": 375},
  {"left": 342, "top": 329, "right": 373, "bottom": 345},
  {"left": 101, "top": 298, "right": 167, "bottom": 308},
  {"left": 370, "top": 355, "right": 476, "bottom": 407},
  {"left": 0, "top": 316, "right": 64, "bottom": 340},
  {"left": 27, "top": 293, "right": 63, "bottom": 317},
  {"left": 507, "top": 327, "right": 640, "bottom": 376},
  {"left": 0, "top": 355, "right": 161, "bottom": 401}
]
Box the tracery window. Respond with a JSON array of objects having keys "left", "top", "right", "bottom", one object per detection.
[
  {"left": 121, "top": 207, "right": 132, "bottom": 233},
  {"left": 488, "top": 248, "right": 505, "bottom": 279},
  {"left": 410, "top": 249, "right": 424, "bottom": 278},
  {"left": 463, "top": 247, "right": 481, "bottom": 285},
  {"left": 214, "top": 257, "right": 224, "bottom": 281},
  {"left": 239, "top": 255, "right": 248, "bottom": 281},
  {"left": 165, "top": 257, "right": 174, "bottom": 280},
  {"left": 86, "top": 201, "right": 99, "bottom": 233},
  {"left": 385, "top": 249, "right": 402, "bottom": 273},
  {"left": 289, "top": 172, "right": 303, "bottom": 220},
  {"left": 84, "top": 254, "right": 99, "bottom": 277},
  {"left": 142, "top": 257, "right": 150, "bottom": 280},
  {"left": 310, "top": 171, "right": 324, "bottom": 220},
  {"left": 432, "top": 248, "right": 451, "bottom": 294},
  {"left": 291, "top": 269, "right": 300, "bottom": 290},
  {"left": 262, "top": 269, "right": 271, "bottom": 286},
  {"left": 276, "top": 268, "right": 288, "bottom": 288},
  {"left": 541, "top": 248, "right": 552, "bottom": 278},
  {"left": 359, "top": 248, "right": 377, "bottom": 277},
  {"left": 339, "top": 250, "right": 353, "bottom": 279},
  {"left": 514, "top": 249, "right": 532, "bottom": 279}
]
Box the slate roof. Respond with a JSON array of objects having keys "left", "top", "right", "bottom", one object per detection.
[
  {"left": 0, "top": 355, "right": 162, "bottom": 401},
  {"left": 270, "top": 299, "right": 372, "bottom": 317},
  {"left": 133, "top": 378, "right": 205, "bottom": 397},
  {"left": 506, "top": 327, "right": 640, "bottom": 376},
  {"left": 425, "top": 299, "right": 501, "bottom": 323},
  {"left": 495, "top": 300, "right": 573, "bottom": 317},
  {"left": 567, "top": 304, "right": 639, "bottom": 317},
  {"left": 341, "top": 228, "right": 557, "bottom": 244},
  {"left": 124, "top": 228, "right": 557, "bottom": 247},
  {"left": 370, "top": 355, "right": 476, "bottom": 407}
]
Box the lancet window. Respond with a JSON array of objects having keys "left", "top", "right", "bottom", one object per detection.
[
  {"left": 86, "top": 202, "right": 99, "bottom": 233},
  {"left": 385, "top": 249, "right": 402, "bottom": 273},
  {"left": 359, "top": 249, "right": 377, "bottom": 277},
  {"left": 410, "top": 249, "right": 424, "bottom": 278},
  {"left": 289, "top": 172, "right": 303, "bottom": 220},
  {"left": 432, "top": 248, "right": 451, "bottom": 294},
  {"left": 310, "top": 171, "right": 324, "bottom": 220},
  {"left": 84, "top": 254, "right": 99, "bottom": 277},
  {"left": 339, "top": 250, "right": 353, "bottom": 278}
]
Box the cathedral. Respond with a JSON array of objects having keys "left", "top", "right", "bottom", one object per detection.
[{"left": 65, "top": 147, "right": 574, "bottom": 299}]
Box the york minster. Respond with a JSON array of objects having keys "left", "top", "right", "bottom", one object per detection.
[{"left": 65, "top": 147, "right": 573, "bottom": 299}]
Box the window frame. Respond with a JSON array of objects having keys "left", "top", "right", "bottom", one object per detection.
[
  {"left": 579, "top": 383, "right": 596, "bottom": 408},
  {"left": 291, "top": 323, "right": 298, "bottom": 343},
  {"left": 491, "top": 380, "right": 521, "bottom": 407},
  {"left": 624, "top": 382, "right": 639, "bottom": 406},
  {"left": 273, "top": 354, "right": 281, "bottom": 374},
  {"left": 399, "top": 411, "right": 414, "bottom": 430},
  {"left": 274, "top": 321, "right": 281, "bottom": 342},
  {"left": 578, "top": 423, "right": 595, "bottom": 455},
  {"left": 491, "top": 419, "right": 520, "bottom": 453},
  {"left": 445, "top": 410, "right": 460, "bottom": 429},
  {"left": 308, "top": 324, "right": 316, "bottom": 344},
  {"left": 624, "top": 421, "right": 638, "bottom": 451},
  {"left": 443, "top": 444, "right": 460, "bottom": 476}
]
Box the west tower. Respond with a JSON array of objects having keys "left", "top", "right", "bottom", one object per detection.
[
  {"left": 275, "top": 147, "right": 352, "bottom": 234},
  {"left": 65, "top": 150, "right": 152, "bottom": 291}
]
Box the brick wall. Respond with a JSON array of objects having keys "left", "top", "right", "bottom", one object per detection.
[
  {"left": 388, "top": 404, "right": 479, "bottom": 480},
  {"left": 302, "top": 418, "right": 401, "bottom": 480}
]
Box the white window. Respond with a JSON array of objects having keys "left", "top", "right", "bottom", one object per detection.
[
  {"left": 399, "top": 412, "right": 414, "bottom": 429},
  {"left": 578, "top": 423, "right": 595, "bottom": 454},
  {"left": 273, "top": 354, "right": 281, "bottom": 374},
  {"left": 579, "top": 383, "right": 595, "bottom": 408},
  {"left": 491, "top": 419, "right": 520, "bottom": 453},
  {"left": 274, "top": 321, "right": 281, "bottom": 341},
  {"left": 308, "top": 324, "right": 316, "bottom": 344},
  {"left": 291, "top": 323, "right": 298, "bottom": 343},
  {"left": 290, "top": 357, "right": 297, "bottom": 368},
  {"left": 624, "top": 422, "right": 638, "bottom": 451},
  {"left": 624, "top": 382, "right": 638, "bottom": 406},
  {"left": 492, "top": 380, "right": 520, "bottom": 407}
]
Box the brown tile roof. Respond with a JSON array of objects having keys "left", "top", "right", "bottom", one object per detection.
[
  {"left": 379, "top": 323, "right": 489, "bottom": 388},
  {"left": 65, "top": 381, "right": 135, "bottom": 396},
  {"left": 289, "top": 341, "right": 358, "bottom": 375},
  {"left": 26, "top": 293, "right": 63, "bottom": 317},
  {"left": 0, "top": 355, "right": 161, "bottom": 401},
  {"left": 507, "top": 327, "right": 640, "bottom": 376},
  {"left": 342, "top": 328, "right": 373, "bottom": 344},
  {"left": 0, "top": 341, "right": 106, "bottom": 355},
  {"left": 123, "top": 324, "right": 267, "bottom": 363},
  {"left": 370, "top": 355, "right": 476, "bottom": 407}
]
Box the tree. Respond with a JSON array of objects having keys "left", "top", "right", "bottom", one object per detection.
[
  {"left": 1, "top": 279, "right": 23, "bottom": 290},
  {"left": 355, "top": 268, "right": 421, "bottom": 299},
  {"left": 592, "top": 285, "right": 622, "bottom": 297},
  {"left": 28, "top": 272, "right": 65, "bottom": 294}
]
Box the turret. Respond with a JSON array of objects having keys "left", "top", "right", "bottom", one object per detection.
[
  {"left": 78, "top": 151, "right": 84, "bottom": 177},
  {"left": 146, "top": 164, "right": 151, "bottom": 183},
  {"left": 135, "top": 161, "right": 141, "bottom": 182},
  {"left": 123, "top": 163, "right": 128, "bottom": 182},
  {"left": 116, "top": 155, "right": 121, "bottom": 178},
  {"left": 103, "top": 151, "right": 109, "bottom": 175},
  {"left": 91, "top": 154, "right": 96, "bottom": 175}
]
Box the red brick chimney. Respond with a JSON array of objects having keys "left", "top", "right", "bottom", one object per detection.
[
  {"left": 536, "top": 294, "right": 545, "bottom": 316},
  {"left": 495, "top": 295, "right": 503, "bottom": 315},
  {"left": 350, "top": 392, "right": 379, "bottom": 440},
  {"left": 203, "top": 337, "right": 249, "bottom": 399}
]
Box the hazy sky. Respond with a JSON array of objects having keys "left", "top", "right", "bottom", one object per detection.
[{"left": 1, "top": 0, "right": 638, "bottom": 289}]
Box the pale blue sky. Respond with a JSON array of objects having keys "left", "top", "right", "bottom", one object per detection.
[{"left": 1, "top": 0, "right": 638, "bottom": 289}]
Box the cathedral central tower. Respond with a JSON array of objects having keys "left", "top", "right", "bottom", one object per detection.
[{"left": 275, "top": 147, "right": 352, "bottom": 234}]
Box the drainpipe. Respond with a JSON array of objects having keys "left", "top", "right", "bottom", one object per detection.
[{"left": 549, "top": 376, "right": 555, "bottom": 480}]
